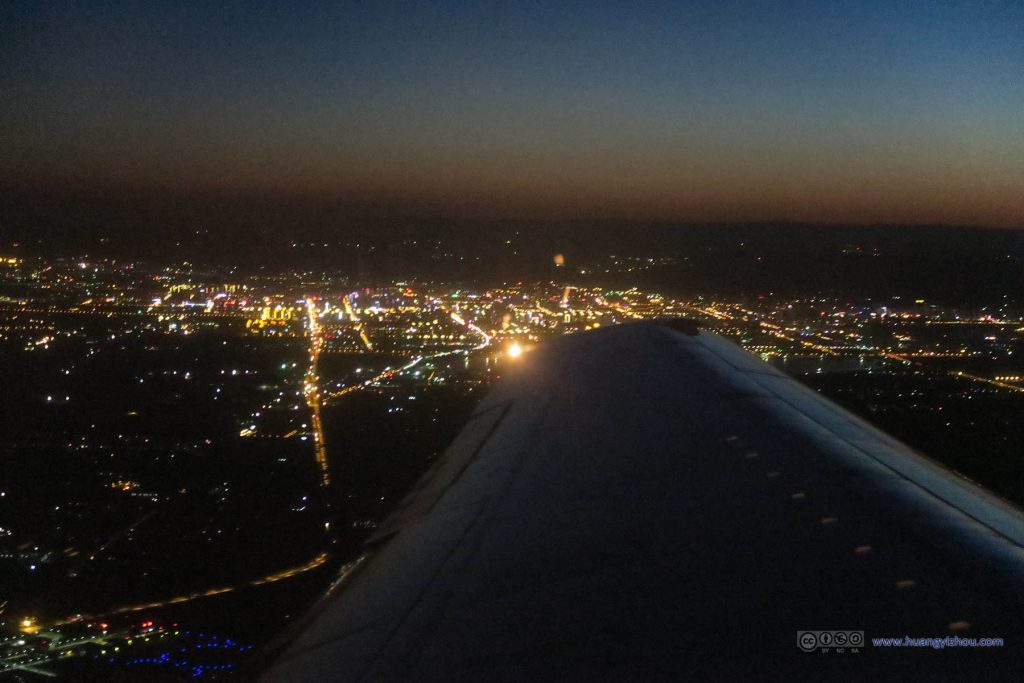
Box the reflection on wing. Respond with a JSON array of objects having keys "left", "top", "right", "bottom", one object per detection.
[{"left": 265, "top": 321, "right": 1024, "bottom": 681}]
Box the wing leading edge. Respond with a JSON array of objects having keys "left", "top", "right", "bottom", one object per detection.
[{"left": 265, "top": 321, "right": 1024, "bottom": 681}]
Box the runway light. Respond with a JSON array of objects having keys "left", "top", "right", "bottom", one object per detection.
[{"left": 507, "top": 342, "right": 523, "bottom": 358}]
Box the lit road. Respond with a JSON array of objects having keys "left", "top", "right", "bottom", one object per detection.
[
  {"left": 679, "top": 302, "right": 840, "bottom": 355},
  {"left": 882, "top": 352, "right": 1024, "bottom": 394},
  {"left": 343, "top": 294, "right": 374, "bottom": 351},
  {"left": 323, "top": 354, "right": 439, "bottom": 404},
  {"left": 445, "top": 310, "right": 491, "bottom": 350},
  {"left": 304, "top": 298, "right": 331, "bottom": 487},
  {"left": 51, "top": 552, "right": 329, "bottom": 628},
  {"left": 323, "top": 305, "right": 489, "bottom": 405},
  {"left": 683, "top": 301, "right": 1024, "bottom": 393}
]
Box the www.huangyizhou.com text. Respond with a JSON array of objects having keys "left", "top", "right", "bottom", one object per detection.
[{"left": 872, "top": 636, "right": 1004, "bottom": 649}]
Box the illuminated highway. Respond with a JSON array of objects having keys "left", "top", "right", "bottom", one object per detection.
[
  {"left": 51, "top": 552, "right": 329, "bottom": 628},
  {"left": 342, "top": 294, "right": 374, "bottom": 351},
  {"left": 682, "top": 299, "right": 1024, "bottom": 393},
  {"left": 882, "top": 352, "right": 1024, "bottom": 394},
  {"left": 323, "top": 304, "right": 490, "bottom": 405},
  {"left": 304, "top": 298, "right": 331, "bottom": 486}
]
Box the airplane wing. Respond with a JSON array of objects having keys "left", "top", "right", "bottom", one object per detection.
[{"left": 264, "top": 321, "right": 1024, "bottom": 680}]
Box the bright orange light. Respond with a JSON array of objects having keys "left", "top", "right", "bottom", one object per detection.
[{"left": 507, "top": 342, "right": 523, "bottom": 358}]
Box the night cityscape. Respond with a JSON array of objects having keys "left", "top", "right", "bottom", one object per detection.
[
  {"left": 2, "top": 1, "right": 1023, "bottom": 680},
  {"left": 2, "top": 233, "right": 1023, "bottom": 677}
]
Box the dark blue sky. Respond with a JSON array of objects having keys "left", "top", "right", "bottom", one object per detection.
[{"left": 2, "top": 1, "right": 1022, "bottom": 225}]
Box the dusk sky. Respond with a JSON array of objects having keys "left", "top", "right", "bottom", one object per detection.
[{"left": 2, "top": 0, "right": 1022, "bottom": 226}]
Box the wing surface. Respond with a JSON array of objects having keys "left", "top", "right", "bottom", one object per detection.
[{"left": 266, "top": 321, "right": 1024, "bottom": 681}]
